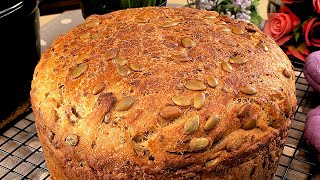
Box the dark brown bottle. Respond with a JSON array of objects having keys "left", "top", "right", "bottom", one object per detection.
[
  {"left": 80, "top": 0, "right": 167, "bottom": 19},
  {"left": 80, "top": 0, "right": 121, "bottom": 19},
  {"left": 0, "top": 0, "right": 40, "bottom": 129}
]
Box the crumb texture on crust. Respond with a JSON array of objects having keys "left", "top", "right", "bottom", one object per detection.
[{"left": 30, "top": 7, "right": 296, "bottom": 179}]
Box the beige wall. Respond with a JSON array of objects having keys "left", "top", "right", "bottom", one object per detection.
[{"left": 168, "top": 0, "right": 188, "bottom": 6}]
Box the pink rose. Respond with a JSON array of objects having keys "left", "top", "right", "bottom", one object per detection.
[
  {"left": 303, "top": 18, "right": 320, "bottom": 47},
  {"left": 263, "top": 6, "right": 300, "bottom": 46},
  {"left": 314, "top": 0, "right": 320, "bottom": 14}
]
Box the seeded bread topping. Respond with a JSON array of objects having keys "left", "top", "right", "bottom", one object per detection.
[{"left": 30, "top": 7, "right": 296, "bottom": 179}]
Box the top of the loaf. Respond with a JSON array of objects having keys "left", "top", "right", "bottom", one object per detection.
[{"left": 30, "top": 6, "right": 296, "bottom": 178}]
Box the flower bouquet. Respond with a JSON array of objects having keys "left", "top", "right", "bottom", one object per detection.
[
  {"left": 263, "top": 0, "right": 320, "bottom": 62},
  {"left": 187, "top": 0, "right": 265, "bottom": 28},
  {"left": 188, "top": 0, "right": 320, "bottom": 63}
]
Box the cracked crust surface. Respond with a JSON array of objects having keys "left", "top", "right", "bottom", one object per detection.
[{"left": 30, "top": 7, "right": 296, "bottom": 179}]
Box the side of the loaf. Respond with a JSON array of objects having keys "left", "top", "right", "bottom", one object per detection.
[
  {"left": 35, "top": 117, "right": 290, "bottom": 179},
  {"left": 30, "top": 7, "right": 296, "bottom": 179}
]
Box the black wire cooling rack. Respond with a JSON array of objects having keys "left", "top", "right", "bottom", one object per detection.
[
  {"left": 0, "top": 110, "right": 49, "bottom": 180},
  {"left": 0, "top": 60, "right": 319, "bottom": 180},
  {"left": 274, "top": 60, "right": 320, "bottom": 180}
]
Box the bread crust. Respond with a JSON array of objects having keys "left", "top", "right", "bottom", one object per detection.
[{"left": 30, "top": 7, "right": 296, "bottom": 179}]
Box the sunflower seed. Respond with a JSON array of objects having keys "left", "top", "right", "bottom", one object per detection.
[
  {"left": 221, "top": 61, "right": 232, "bottom": 73},
  {"left": 189, "top": 138, "right": 209, "bottom": 151},
  {"left": 91, "top": 34, "right": 99, "bottom": 39},
  {"left": 116, "top": 66, "right": 130, "bottom": 76},
  {"left": 112, "top": 57, "right": 128, "bottom": 66},
  {"left": 182, "top": 37, "right": 195, "bottom": 48},
  {"left": 160, "top": 106, "right": 182, "bottom": 119},
  {"left": 72, "top": 63, "right": 88, "bottom": 79},
  {"left": 194, "top": 92, "right": 205, "bottom": 110},
  {"left": 103, "top": 114, "right": 110, "bottom": 124},
  {"left": 184, "top": 115, "right": 200, "bottom": 134},
  {"left": 242, "top": 118, "right": 256, "bottom": 130},
  {"left": 116, "top": 96, "right": 134, "bottom": 111},
  {"left": 231, "top": 27, "right": 244, "bottom": 35},
  {"left": 203, "top": 15, "right": 216, "bottom": 19},
  {"left": 240, "top": 86, "right": 257, "bottom": 95},
  {"left": 184, "top": 80, "right": 206, "bottom": 91},
  {"left": 171, "top": 53, "right": 190, "bottom": 61},
  {"left": 215, "top": 21, "right": 227, "bottom": 25},
  {"left": 172, "top": 95, "right": 191, "bottom": 106},
  {"left": 207, "top": 76, "right": 219, "bottom": 88},
  {"left": 75, "top": 54, "right": 90, "bottom": 64},
  {"left": 237, "top": 103, "right": 251, "bottom": 118},
  {"left": 86, "top": 19, "right": 100, "bottom": 27},
  {"left": 219, "top": 39, "right": 237, "bottom": 47},
  {"left": 229, "top": 56, "right": 248, "bottom": 64},
  {"left": 65, "top": 134, "right": 78, "bottom": 146},
  {"left": 92, "top": 82, "right": 106, "bottom": 95},
  {"left": 135, "top": 17, "right": 150, "bottom": 23},
  {"left": 160, "top": 22, "right": 179, "bottom": 28},
  {"left": 79, "top": 32, "right": 90, "bottom": 39},
  {"left": 130, "top": 63, "right": 144, "bottom": 72},
  {"left": 206, "top": 158, "right": 220, "bottom": 167},
  {"left": 105, "top": 49, "right": 118, "bottom": 60},
  {"left": 282, "top": 68, "right": 291, "bottom": 78},
  {"left": 216, "top": 26, "right": 231, "bottom": 32},
  {"left": 204, "top": 114, "right": 220, "bottom": 131}
]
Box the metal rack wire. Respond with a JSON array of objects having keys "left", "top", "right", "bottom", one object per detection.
[
  {"left": 0, "top": 110, "right": 49, "bottom": 180},
  {"left": 0, "top": 60, "right": 319, "bottom": 180},
  {"left": 273, "top": 60, "right": 320, "bottom": 180},
  {"left": 274, "top": 60, "right": 320, "bottom": 180}
]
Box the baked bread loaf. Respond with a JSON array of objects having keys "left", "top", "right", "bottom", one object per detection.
[{"left": 30, "top": 7, "right": 297, "bottom": 179}]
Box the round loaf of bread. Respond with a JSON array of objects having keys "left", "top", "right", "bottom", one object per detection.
[{"left": 30, "top": 7, "right": 297, "bottom": 179}]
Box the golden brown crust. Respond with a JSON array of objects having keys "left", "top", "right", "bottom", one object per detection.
[{"left": 31, "top": 7, "right": 296, "bottom": 179}]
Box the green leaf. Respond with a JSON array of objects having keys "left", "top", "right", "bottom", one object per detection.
[
  {"left": 294, "top": 32, "right": 300, "bottom": 42},
  {"left": 216, "top": 0, "right": 227, "bottom": 6},
  {"left": 293, "top": 24, "right": 301, "bottom": 32},
  {"left": 251, "top": 0, "right": 260, "bottom": 7},
  {"left": 225, "top": 4, "right": 236, "bottom": 10},
  {"left": 250, "top": 15, "right": 263, "bottom": 27}
]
